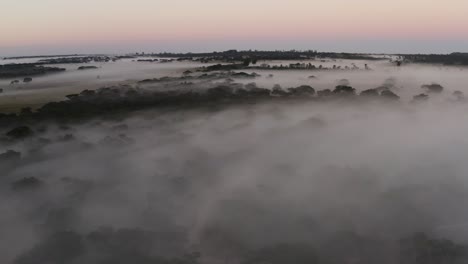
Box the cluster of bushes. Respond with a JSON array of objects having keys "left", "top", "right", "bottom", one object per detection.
[
  {"left": 0, "top": 82, "right": 402, "bottom": 123},
  {"left": 0, "top": 64, "right": 65, "bottom": 78},
  {"left": 38, "top": 55, "right": 116, "bottom": 64}
]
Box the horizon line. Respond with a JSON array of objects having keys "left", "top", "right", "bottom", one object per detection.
[{"left": 3, "top": 49, "right": 467, "bottom": 60}]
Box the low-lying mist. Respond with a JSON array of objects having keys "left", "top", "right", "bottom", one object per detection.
[
  {"left": 2, "top": 95, "right": 468, "bottom": 263},
  {"left": 2, "top": 58, "right": 468, "bottom": 111}
]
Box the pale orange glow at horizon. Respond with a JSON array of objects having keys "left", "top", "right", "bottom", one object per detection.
[{"left": 1, "top": 0, "right": 467, "bottom": 54}]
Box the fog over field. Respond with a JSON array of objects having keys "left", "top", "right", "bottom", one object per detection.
[
  {"left": 2, "top": 57, "right": 468, "bottom": 110},
  {"left": 2, "top": 0, "right": 468, "bottom": 262},
  {"left": 0, "top": 58, "right": 205, "bottom": 112},
  {"left": 2, "top": 54, "right": 468, "bottom": 264}
]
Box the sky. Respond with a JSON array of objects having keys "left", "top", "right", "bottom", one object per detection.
[{"left": 1, "top": 0, "right": 468, "bottom": 56}]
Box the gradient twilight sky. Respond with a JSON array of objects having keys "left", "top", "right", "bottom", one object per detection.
[{"left": 1, "top": 0, "right": 468, "bottom": 56}]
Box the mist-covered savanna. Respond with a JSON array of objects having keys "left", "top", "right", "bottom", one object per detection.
[{"left": 1, "top": 51, "right": 468, "bottom": 264}]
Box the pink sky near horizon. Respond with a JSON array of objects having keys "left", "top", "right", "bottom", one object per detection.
[{"left": 1, "top": 0, "right": 467, "bottom": 54}]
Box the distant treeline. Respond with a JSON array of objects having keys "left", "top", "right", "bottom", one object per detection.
[
  {"left": 3, "top": 54, "right": 83, "bottom": 60},
  {"left": 0, "top": 64, "right": 66, "bottom": 79},
  {"left": 150, "top": 50, "right": 385, "bottom": 61},
  {"left": 0, "top": 82, "right": 402, "bottom": 125},
  {"left": 0, "top": 56, "right": 120, "bottom": 78},
  {"left": 402, "top": 53, "right": 468, "bottom": 65}
]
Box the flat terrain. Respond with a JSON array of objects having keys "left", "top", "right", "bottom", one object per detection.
[{"left": 2, "top": 53, "right": 468, "bottom": 264}]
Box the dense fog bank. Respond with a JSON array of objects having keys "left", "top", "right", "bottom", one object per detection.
[{"left": 2, "top": 97, "right": 468, "bottom": 263}]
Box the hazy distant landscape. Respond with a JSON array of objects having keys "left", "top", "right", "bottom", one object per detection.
[
  {"left": 2, "top": 0, "right": 468, "bottom": 263},
  {"left": 1, "top": 50, "right": 468, "bottom": 264},
  {"left": 1, "top": 51, "right": 468, "bottom": 112}
]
